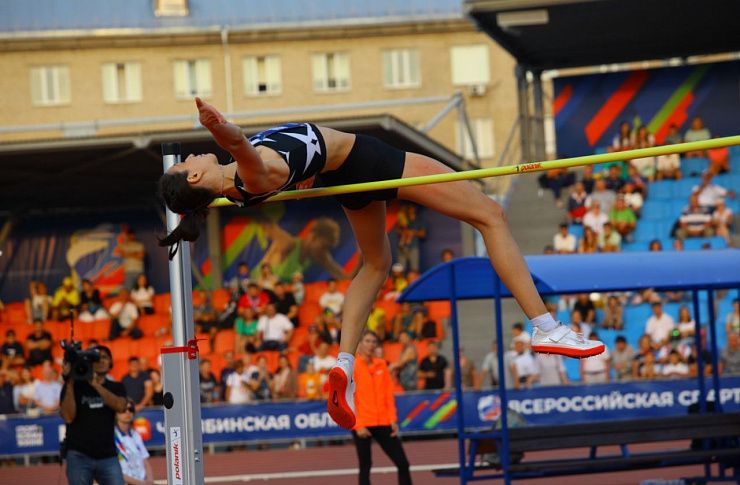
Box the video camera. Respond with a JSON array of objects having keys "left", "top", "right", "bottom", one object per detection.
[{"left": 61, "top": 340, "right": 100, "bottom": 381}]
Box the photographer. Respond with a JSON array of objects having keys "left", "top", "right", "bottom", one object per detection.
[{"left": 60, "top": 344, "right": 128, "bottom": 485}]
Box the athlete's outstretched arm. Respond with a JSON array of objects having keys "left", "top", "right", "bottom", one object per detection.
[{"left": 195, "top": 97, "right": 270, "bottom": 186}]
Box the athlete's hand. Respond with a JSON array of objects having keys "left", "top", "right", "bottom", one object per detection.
[
  {"left": 295, "top": 176, "right": 316, "bottom": 190},
  {"left": 356, "top": 427, "right": 371, "bottom": 438},
  {"left": 195, "top": 97, "right": 227, "bottom": 128},
  {"left": 390, "top": 422, "right": 399, "bottom": 437}
]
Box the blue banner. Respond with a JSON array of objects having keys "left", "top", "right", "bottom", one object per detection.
[{"left": 2, "top": 377, "right": 739, "bottom": 456}]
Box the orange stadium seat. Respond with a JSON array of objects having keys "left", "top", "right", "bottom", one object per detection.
[
  {"left": 254, "top": 351, "right": 280, "bottom": 373},
  {"left": 210, "top": 288, "right": 231, "bottom": 311},
  {"left": 383, "top": 342, "right": 402, "bottom": 364},
  {"left": 337, "top": 279, "right": 352, "bottom": 293},
  {"left": 4, "top": 303, "right": 27, "bottom": 325},
  {"left": 304, "top": 282, "right": 328, "bottom": 304},
  {"left": 415, "top": 339, "right": 431, "bottom": 362},
  {"left": 288, "top": 325, "right": 308, "bottom": 349},
  {"left": 298, "top": 302, "right": 321, "bottom": 327},
  {"left": 427, "top": 301, "right": 451, "bottom": 322},
  {"left": 214, "top": 329, "right": 236, "bottom": 355},
  {"left": 153, "top": 293, "right": 171, "bottom": 314},
  {"left": 138, "top": 314, "right": 170, "bottom": 337}
]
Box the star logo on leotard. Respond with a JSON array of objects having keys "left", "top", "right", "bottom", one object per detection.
[{"left": 283, "top": 125, "right": 322, "bottom": 174}]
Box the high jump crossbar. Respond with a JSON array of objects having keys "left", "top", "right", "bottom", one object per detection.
[{"left": 210, "top": 135, "right": 740, "bottom": 208}]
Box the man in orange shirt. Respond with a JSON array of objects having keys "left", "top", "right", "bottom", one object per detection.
[{"left": 352, "top": 330, "right": 412, "bottom": 485}]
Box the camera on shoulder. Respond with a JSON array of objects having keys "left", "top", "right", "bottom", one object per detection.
[{"left": 62, "top": 340, "right": 100, "bottom": 381}]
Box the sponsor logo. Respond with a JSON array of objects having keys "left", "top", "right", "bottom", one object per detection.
[
  {"left": 170, "top": 427, "right": 182, "bottom": 485},
  {"left": 477, "top": 395, "right": 502, "bottom": 422},
  {"left": 518, "top": 162, "right": 542, "bottom": 172},
  {"left": 15, "top": 425, "right": 44, "bottom": 448},
  {"left": 134, "top": 417, "right": 152, "bottom": 442}
]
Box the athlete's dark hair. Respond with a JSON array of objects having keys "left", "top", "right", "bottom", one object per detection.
[{"left": 157, "top": 171, "right": 214, "bottom": 254}]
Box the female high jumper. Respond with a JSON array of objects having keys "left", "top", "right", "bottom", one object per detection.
[{"left": 158, "top": 98, "right": 604, "bottom": 429}]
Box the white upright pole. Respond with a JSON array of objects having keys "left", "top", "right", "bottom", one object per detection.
[{"left": 161, "top": 142, "right": 205, "bottom": 485}]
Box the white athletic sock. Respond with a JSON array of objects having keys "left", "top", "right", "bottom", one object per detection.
[
  {"left": 531, "top": 312, "right": 558, "bottom": 332},
  {"left": 336, "top": 352, "right": 355, "bottom": 377}
]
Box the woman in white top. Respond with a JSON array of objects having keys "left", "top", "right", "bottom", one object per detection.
[
  {"left": 711, "top": 198, "right": 734, "bottom": 244},
  {"left": 130, "top": 274, "right": 155, "bottom": 315},
  {"left": 630, "top": 126, "right": 656, "bottom": 181},
  {"left": 677, "top": 305, "right": 696, "bottom": 340},
  {"left": 12, "top": 368, "right": 37, "bottom": 415}
]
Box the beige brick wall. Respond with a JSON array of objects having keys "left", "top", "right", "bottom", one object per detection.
[{"left": 0, "top": 21, "right": 519, "bottom": 169}]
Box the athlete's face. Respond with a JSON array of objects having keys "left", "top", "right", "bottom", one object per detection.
[{"left": 169, "top": 153, "right": 219, "bottom": 184}]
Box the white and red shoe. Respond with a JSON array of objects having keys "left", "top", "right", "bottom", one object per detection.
[
  {"left": 327, "top": 365, "right": 356, "bottom": 429},
  {"left": 531, "top": 324, "right": 605, "bottom": 358}
]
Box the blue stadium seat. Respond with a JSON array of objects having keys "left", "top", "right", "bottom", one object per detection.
[
  {"left": 641, "top": 200, "right": 672, "bottom": 221},
  {"left": 624, "top": 304, "right": 652, "bottom": 340},
  {"left": 633, "top": 223, "right": 660, "bottom": 242},
  {"left": 683, "top": 236, "right": 728, "bottom": 250},
  {"left": 622, "top": 241, "right": 648, "bottom": 252},
  {"left": 649, "top": 181, "right": 675, "bottom": 200},
  {"left": 681, "top": 157, "right": 709, "bottom": 177},
  {"left": 669, "top": 200, "right": 686, "bottom": 220},
  {"left": 675, "top": 177, "right": 700, "bottom": 197},
  {"left": 564, "top": 357, "right": 580, "bottom": 382},
  {"left": 568, "top": 224, "right": 584, "bottom": 240}
]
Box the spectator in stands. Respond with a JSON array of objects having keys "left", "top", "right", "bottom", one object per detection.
[
  {"left": 580, "top": 332, "right": 610, "bottom": 384},
  {"left": 1, "top": 330, "right": 25, "bottom": 369},
  {"left": 567, "top": 182, "right": 589, "bottom": 224},
  {"left": 273, "top": 281, "right": 299, "bottom": 327},
  {"left": 108, "top": 288, "right": 142, "bottom": 340},
  {"left": 351, "top": 330, "right": 412, "bottom": 485},
  {"left": 676, "top": 194, "right": 714, "bottom": 239},
  {"left": 415, "top": 306, "right": 440, "bottom": 341},
  {"left": 218, "top": 352, "right": 236, "bottom": 399},
  {"left": 645, "top": 302, "right": 676, "bottom": 349},
  {"left": 249, "top": 355, "right": 273, "bottom": 401},
  {"left": 683, "top": 116, "right": 711, "bottom": 157},
  {"left": 604, "top": 164, "right": 626, "bottom": 192},
  {"left": 673, "top": 238, "right": 685, "bottom": 251},
  {"left": 661, "top": 350, "right": 689, "bottom": 379},
  {"left": 51, "top": 276, "right": 80, "bottom": 321},
  {"left": 389, "top": 331, "right": 418, "bottom": 392},
  {"left": 120, "top": 229, "right": 146, "bottom": 290},
  {"left": 630, "top": 127, "right": 656, "bottom": 181},
  {"left": 707, "top": 141, "right": 730, "bottom": 174},
  {"left": 625, "top": 165, "right": 648, "bottom": 196},
  {"left": 78, "top": 279, "right": 109, "bottom": 322},
  {"left": 692, "top": 172, "right": 735, "bottom": 211},
  {"left": 319, "top": 279, "right": 345, "bottom": 318},
  {"left": 612, "top": 336, "right": 635, "bottom": 381},
  {"left": 26, "top": 320, "right": 53, "bottom": 367},
  {"left": 25, "top": 281, "right": 51, "bottom": 323},
  {"left": 511, "top": 338, "right": 538, "bottom": 390},
  {"left": 199, "top": 358, "right": 220, "bottom": 403},
  {"left": 257, "top": 303, "right": 293, "bottom": 351},
  {"left": 609, "top": 121, "right": 633, "bottom": 152},
  {"left": 649, "top": 239, "right": 662, "bottom": 251},
  {"left": 216, "top": 281, "right": 241, "bottom": 331},
  {"left": 115, "top": 399, "right": 155, "bottom": 485},
  {"left": 149, "top": 369, "right": 164, "bottom": 407},
  {"left": 366, "top": 304, "right": 387, "bottom": 342},
  {"left": 480, "top": 340, "right": 513, "bottom": 389},
  {"left": 609, "top": 197, "right": 637, "bottom": 239},
  {"left": 580, "top": 165, "right": 595, "bottom": 194},
  {"left": 687, "top": 331, "right": 714, "bottom": 377},
  {"left": 676, "top": 306, "right": 696, "bottom": 341},
  {"left": 656, "top": 329, "right": 691, "bottom": 364},
  {"left": 632, "top": 335, "right": 654, "bottom": 379},
  {"left": 553, "top": 223, "right": 577, "bottom": 254},
  {"left": 712, "top": 198, "right": 734, "bottom": 244},
  {"left": 535, "top": 351, "right": 568, "bottom": 387},
  {"left": 455, "top": 347, "right": 478, "bottom": 390},
  {"left": 298, "top": 361, "right": 322, "bottom": 400},
  {"left": 720, "top": 333, "right": 740, "bottom": 376},
  {"left": 578, "top": 226, "right": 599, "bottom": 254},
  {"left": 664, "top": 123, "right": 682, "bottom": 145},
  {"left": 419, "top": 341, "right": 448, "bottom": 390},
  {"left": 0, "top": 369, "right": 15, "bottom": 414},
  {"left": 573, "top": 293, "right": 596, "bottom": 326},
  {"left": 13, "top": 367, "right": 36, "bottom": 415},
  {"left": 238, "top": 282, "right": 270, "bottom": 316},
  {"left": 225, "top": 358, "right": 254, "bottom": 404},
  {"left": 392, "top": 302, "right": 415, "bottom": 340},
  {"left": 228, "top": 262, "right": 251, "bottom": 295},
  {"left": 511, "top": 322, "right": 531, "bottom": 346},
  {"left": 193, "top": 289, "right": 218, "bottom": 335},
  {"left": 583, "top": 200, "right": 609, "bottom": 236},
  {"left": 291, "top": 271, "right": 305, "bottom": 305},
  {"left": 397, "top": 204, "right": 427, "bottom": 272},
  {"left": 317, "top": 312, "right": 340, "bottom": 344},
  {"left": 637, "top": 350, "right": 660, "bottom": 380},
  {"left": 597, "top": 222, "right": 622, "bottom": 252},
  {"left": 725, "top": 299, "right": 739, "bottom": 336},
  {"left": 311, "top": 340, "right": 337, "bottom": 387},
  {"left": 131, "top": 274, "right": 155, "bottom": 315},
  {"left": 620, "top": 182, "right": 644, "bottom": 217},
  {"left": 273, "top": 355, "right": 298, "bottom": 400},
  {"left": 570, "top": 311, "right": 592, "bottom": 340},
  {"left": 121, "top": 356, "right": 152, "bottom": 412},
  {"left": 656, "top": 148, "right": 682, "bottom": 180},
  {"left": 587, "top": 180, "right": 617, "bottom": 215},
  {"left": 235, "top": 306, "right": 259, "bottom": 354},
  {"left": 440, "top": 248, "right": 455, "bottom": 263},
  {"left": 537, "top": 168, "right": 575, "bottom": 208},
  {"left": 33, "top": 362, "right": 62, "bottom": 414},
  {"left": 256, "top": 262, "right": 279, "bottom": 294},
  {"left": 601, "top": 295, "right": 624, "bottom": 330}
]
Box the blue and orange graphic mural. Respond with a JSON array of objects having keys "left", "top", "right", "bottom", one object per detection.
[{"left": 553, "top": 61, "right": 740, "bottom": 157}]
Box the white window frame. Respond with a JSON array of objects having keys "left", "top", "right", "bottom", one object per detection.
[
  {"left": 311, "top": 52, "right": 350, "bottom": 92},
  {"left": 383, "top": 48, "right": 420, "bottom": 89},
  {"left": 155, "top": 0, "right": 188, "bottom": 17},
  {"left": 30, "top": 65, "right": 70, "bottom": 106},
  {"left": 173, "top": 59, "right": 212, "bottom": 99},
  {"left": 456, "top": 118, "right": 495, "bottom": 160},
  {"left": 450, "top": 44, "right": 491, "bottom": 86},
  {"left": 243, "top": 55, "right": 282, "bottom": 96},
  {"left": 101, "top": 62, "right": 142, "bottom": 104}
]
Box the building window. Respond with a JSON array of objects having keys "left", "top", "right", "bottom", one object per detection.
[
  {"left": 311, "top": 53, "right": 350, "bottom": 92},
  {"left": 30, "top": 66, "right": 70, "bottom": 106},
  {"left": 450, "top": 45, "right": 490, "bottom": 86},
  {"left": 243, "top": 56, "right": 282, "bottom": 96},
  {"left": 383, "top": 49, "right": 420, "bottom": 89},
  {"left": 456, "top": 119, "right": 495, "bottom": 159},
  {"left": 102, "top": 62, "right": 142, "bottom": 103},
  {"left": 173, "top": 60, "right": 212, "bottom": 99},
  {"left": 155, "top": 0, "right": 188, "bottom": 16}
]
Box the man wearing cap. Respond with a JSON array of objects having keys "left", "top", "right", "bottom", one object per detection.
[
  {"left": 60, "top": 344, "right": 128, "bottom": 485},
  {"left": 51, "top": 276, "right": 80, "bottom": 321}
]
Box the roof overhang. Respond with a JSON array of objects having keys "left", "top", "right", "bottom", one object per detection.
[
  {"left": 0, "top": 115, "right": 463, "bottom": 214},
  {"left": 464, "top": 0, "right": 740, "bottom": 70}
]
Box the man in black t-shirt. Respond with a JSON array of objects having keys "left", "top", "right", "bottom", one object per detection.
[
  {"left": 120, "top": 356, "right": 152, "bottom": 411},
  {"left": 419, "top": 341, "right": 449, "bottom": 390},
  {"left": 60, "top": 345, "right": 127, "bottom": 485},
  {"left": 26, "top": 320, "right": 53, "bottom": 366},
  {"left": 273, "top": 282, "right": 299, "bottom": 327},
  {"left": 1, "top": 329, "right": 25, "bottom": 368}
]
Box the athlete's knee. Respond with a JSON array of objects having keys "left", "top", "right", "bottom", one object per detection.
[{"left": 467, "top": 199, "right": 507, "bottom": 231}]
